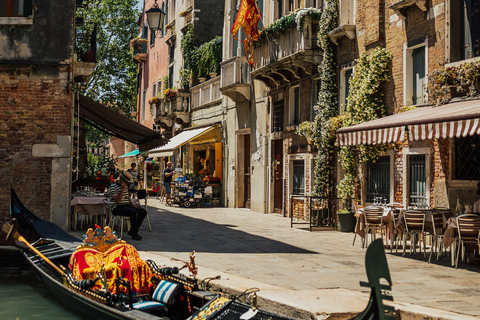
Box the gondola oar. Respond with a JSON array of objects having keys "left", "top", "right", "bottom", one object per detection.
[{"left": 2, "top": 220, "right": 64, "bottom": 276}]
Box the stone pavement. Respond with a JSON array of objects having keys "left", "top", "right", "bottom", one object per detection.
[{"left": 72, "top": 201, "right": 480, "bottom": 320}]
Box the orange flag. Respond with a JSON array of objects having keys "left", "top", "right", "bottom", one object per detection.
[{"left": 231, "top": 0, "right": 262, "bottom": 66}]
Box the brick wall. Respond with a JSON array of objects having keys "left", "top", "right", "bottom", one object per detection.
[{"left": 0, "top": 65, "right": 72, "bottom": 223}]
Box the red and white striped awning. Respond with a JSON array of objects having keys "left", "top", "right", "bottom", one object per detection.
[{"left": 336, "top": 99, "right": 480, "bottom": 146}]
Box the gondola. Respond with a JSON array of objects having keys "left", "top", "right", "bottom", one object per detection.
[
  {"left": 4, "top": 186, "right": 396, "bottom": 320},
  {"left": 4, "top": 186, "right": 295, "bottom": 320}
]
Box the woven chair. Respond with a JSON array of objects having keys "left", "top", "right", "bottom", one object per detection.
[
  {"left": 402, "top": 210, "right": 427, "bottom": 258},
  {"left": 352, "top": 204, "right": 365, "bottom": 246},
  {"left": 386, "top": 203, "right": 404, "bottom": 253},
  {"left": 363, "top": 206, "right": 386, "bottom": 249},
  {"left": 455, "top": 214, "right": 480, "bottom": 268}
]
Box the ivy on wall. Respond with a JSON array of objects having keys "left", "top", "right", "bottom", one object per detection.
[
  {"left": 311, "top": 0, "right": 338, "bottom": 197},
  {"left": 337, "top": 47, "right": 392, "bottom": 200},
  {"left": 181, "top": 26, "right": 222, "bottom": 83}
]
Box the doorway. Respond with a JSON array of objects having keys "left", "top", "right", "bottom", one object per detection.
[
  {"left": 273, "top": 140, "right": 283, "bottom": 214},
  {"left": 235, "top": 131, "right": 251, "bottom": 208}
]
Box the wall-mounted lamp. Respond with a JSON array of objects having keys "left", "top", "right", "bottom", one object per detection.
[{"left": 146, "top": 0, "right": 166, "bottom": 33}]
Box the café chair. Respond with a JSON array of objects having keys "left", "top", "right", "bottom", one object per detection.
[
  {"left": 352, "top": 204, "right": 365, "bottom": 246},
  {"left": 363, "top": 206, "right": 386, "bottom": 249},
  {"left": 402, "top": 210, "right": 427, "bottom": 258},
  {"left": 386, "top": 203, "right": 404, "bottom": 253},
  {"left": 455, "top": 214, "right": 480, "bottom": 268},
  {"left": 428, "top": 211, "right": 446, "bottom": 263}
]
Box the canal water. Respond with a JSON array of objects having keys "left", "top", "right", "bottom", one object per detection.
[{"left": 0, "top": 249, "right": 83, "bottom": 320}]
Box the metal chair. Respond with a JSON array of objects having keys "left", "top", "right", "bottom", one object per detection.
[
  {"left": 403, "top": 210, "right": 427, "bottom": 257},
  {"left": 352, "top": 205, "right": 365, "bottom": 246},
  {"left": 363, "top": 206, "right": 386, "bottom": 249},
  {"left": 386, "top": 203, "right": 403, "bottom": 253},
  {"left": 428, "top": 211, "right": 446, "bottom": 263},
  {"left": 455, "top": 214, "right": 480, "bottom": 268},
  {"left": 137, "top": 189, "right": 151, "bottom": 232}
]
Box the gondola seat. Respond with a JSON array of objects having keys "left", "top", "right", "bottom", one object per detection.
[{"left": 132, "top": 280, "right": 181, "bottom": 314}]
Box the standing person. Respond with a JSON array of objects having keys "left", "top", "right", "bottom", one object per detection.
[
  {"left": 108, "top": 170, "right": 146, "bottom": 240},
  {"left": 162, "top": 162, "right": 175, "bottom": 205},
  {"left": 127, "top": 163, "right": 139, "bottom": 197}
]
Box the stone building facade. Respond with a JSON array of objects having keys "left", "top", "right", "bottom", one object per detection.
[{"left": 0, "top": 0, "right": 77, "bottom": 228}]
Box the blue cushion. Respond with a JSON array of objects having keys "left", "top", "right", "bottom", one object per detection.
[
  {"left": 152, "top": 280, "right": 181, "bottom": 305},
  {"left": 133, "top": 301, "right": 165, "bottom": 310}
]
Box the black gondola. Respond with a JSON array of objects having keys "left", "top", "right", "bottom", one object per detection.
[{"left": 5, "top": 186, "right": 396, "bottom": 320}]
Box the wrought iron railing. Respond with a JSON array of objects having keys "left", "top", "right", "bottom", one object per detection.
[
  {"left": 75, "top": 23, "right": 97, "bottom": 63},
  {"left": 290, "top": 195, "right": 341, "bottom": 231}
]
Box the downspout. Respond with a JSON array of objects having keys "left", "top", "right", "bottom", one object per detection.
[
  {"left": 264, "top": 134, "right": 268, "bottom": 213},
  {"left": 72, "top": 91, "right": 80, "bottom": 184}
]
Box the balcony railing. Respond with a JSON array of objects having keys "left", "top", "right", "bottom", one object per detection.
[
  {"left": 220, "top": 56, "right": 250, "bottom": 102},
  {"left": 252, "top": 16, "right": 320, "bottom": 71},
  {"left": 191, "top": 76, "right": 221, "bottom": 109},
  {"left": 133, "top": 42, "right": 148, "bottom": 63}
]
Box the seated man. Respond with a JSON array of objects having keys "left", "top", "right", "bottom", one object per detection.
[{"left": 109, "top": 170, "right": 147, "bottom": 240}]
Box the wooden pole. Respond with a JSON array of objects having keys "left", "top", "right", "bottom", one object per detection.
[{"left": 2, "top": 222, "right": 64, "bottom": 276}]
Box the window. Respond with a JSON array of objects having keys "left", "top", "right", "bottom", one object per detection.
[
  {"left": 455, "top": 135, "right": 480, "bottom": 180},
  {"left": 404, "top": 40, "right": 427, "bottom": 106},
  {"left": 272, "top": 94, "right": 284, "bottom": 132},
  {"left": 461, "top": 0, "right": 480, "bottom": 60},
  {"left": 311, "top": 79, "right": 320, "bottom": 120},
  {"left": 0, "top": 0, "right": 32, "bottom": 17},
  {"left": 141, "top": 89, "right": 146, "bottom": 122},
  {"left": 169, "top": 66, "right": 174, "bottom": 88},
  {"left": 289, "top": 86, "right": 300, "bottom": 126},
  {"left": 275, "top": 0, "right": 283, "bottom": 19},
  {"left": 152, "top": 83, "right": 157, "bottom": 97},
  {"left": 292, "top": 160, "right": 305, "bottom": 195},
  {"left": 339, "top": 67, "right": 353, "bottom": 114},
  {"left": 408, "top": 154, "right": 427, "bottom": 208},
  {"left": 169, "top": 43, "right": 175, "bottom": 64},
  {"left": 366, "top": 156, "right": 390, "bottom": 203},
  {"left": 339, "top": 0, "right": 355, "bottom": 25}
]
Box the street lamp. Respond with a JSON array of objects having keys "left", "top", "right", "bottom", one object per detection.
[{"left": 146, "top": 0, "right": 166, "bottom": 33}]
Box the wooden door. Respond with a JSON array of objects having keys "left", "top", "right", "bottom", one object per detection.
[
  {"left": 244, "top": 134, "right": 251, "bottom": 208},
  {"left": 273, "top": 140, "right": 283, "bottom": 214}
]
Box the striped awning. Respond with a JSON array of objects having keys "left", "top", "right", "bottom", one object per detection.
[{"left": 336, "top": 99, "right": 480, "bottom": 146}]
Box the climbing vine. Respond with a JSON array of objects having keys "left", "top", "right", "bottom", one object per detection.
[
  {"left": 311, "top": 0, "right": 338, "bottom": 197},
  {"left": 181, "top": 25, "right": 222, "bottom": 82},
  {"left": 337, "top": 47, "right": 392, "bottom": 200}
]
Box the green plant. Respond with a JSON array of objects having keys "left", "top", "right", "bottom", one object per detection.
[
  {"left": 311, "top": 0, "right": 338, "bottom": 198},
  {"left": 179, "top": 68, "right": 191, "bottom": 87},
  {"left": 296, "top": 121, "right": 314, "bottom": 139},
  {"left": 427, "top": 61, "right": 480, "bottom": 106},
  {"left": 129, "top": 37, "right": 147, "bottom": 48},
  {"left": 148, "top": 96, "right": 159, "bottom": 104},
  {"left": 337, "top": 47, "right": 392, "bottom": 200}
]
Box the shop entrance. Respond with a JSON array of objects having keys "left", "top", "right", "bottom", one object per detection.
[
  {"left": 273, "top": 139, "right": 283, "bottom": 214},
  {"left": 235, "top": 131, "right": 251, "bottom": 208}
]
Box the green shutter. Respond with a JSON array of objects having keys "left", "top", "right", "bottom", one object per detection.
[{"left": 23, "top": 0, "right": 33, "bottom": 17}]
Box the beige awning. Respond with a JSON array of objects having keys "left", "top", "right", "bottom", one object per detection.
[{"left": 336, "top": 99, "right": 480, "bottom": 146}]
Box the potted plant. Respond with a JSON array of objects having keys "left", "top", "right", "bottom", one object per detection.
[
  {"left": 148, "top": 96, "right": 159, "bottom": 105},
  {"left": 337, "top": 208, "right": 356, "bottom": 232}
]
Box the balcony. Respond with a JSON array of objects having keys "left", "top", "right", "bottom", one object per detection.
[
  {"left": 191, "top": 76, "right": 222, "bottom": 110},
  {"left": 389, "top": 0, "right": 427, "bottom": 19},
  {"left": 220, "top": 56, "right": 250, "bottom": 102},
  {"left": 73, "top": 22, "right": 97, "bottom": 83},
  {"left": 170, "top": 91, "right": 191, "bottom": 125},
  {"left": 251, "top": 16, "right": 321, "bottom": 87},
  {"left": 132, "top": 41, "right": 148, "bottom": 64}
]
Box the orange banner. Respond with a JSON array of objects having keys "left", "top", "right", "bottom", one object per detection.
[
  {"left": 69, "top": 243, "right": 152, "bottom": 294},
  {"left": 231, "top": 0, "right": 262, "bottom": 65}
]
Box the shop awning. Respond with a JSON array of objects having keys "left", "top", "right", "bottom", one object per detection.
[
  {"left": 77, "top": 94, "right": 167, "bottom": 151},
  {"left": 118, "top": 149, "right": 140, "bottom": 158},
  {"left": 336, "top": 99, "right": 480, "bottom": 146},
  {"left": 148, "top": 126, "right": 216, "bottom": 157}
]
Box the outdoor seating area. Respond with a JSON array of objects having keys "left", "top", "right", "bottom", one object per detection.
[{"left": 354, "top": 203, "right": 480, "bottom": 269}]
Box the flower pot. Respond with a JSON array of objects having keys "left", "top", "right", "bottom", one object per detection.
[
  {"left": 337, "top": 212, "right": 356, "bottom": 232},
  {"left": 209, "top": 72, "right": 217, "bottom": 78},
  {"left": 198, "top": 77, "right": 206, "bottom": 83}
]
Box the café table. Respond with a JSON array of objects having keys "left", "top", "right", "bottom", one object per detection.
[{"left": 71, "top": 195, "right": 109, "bottom": 230}]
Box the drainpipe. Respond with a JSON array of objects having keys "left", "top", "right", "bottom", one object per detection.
[{"left": 264, "top": 134, "right": 268, "bottom": 213}]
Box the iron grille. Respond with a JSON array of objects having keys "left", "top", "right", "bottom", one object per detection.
[
  {"left": 455, "top": 135, "right": 480, "bottom": 180},
  {"left": 272, "top": 100, "right": 284, "bottom": 132},
  {"left": 409, "top": 154, "right": 427, "bottom": 208},
  {"left": 366, "top": 156, "right": 390, "bottom": 203}
]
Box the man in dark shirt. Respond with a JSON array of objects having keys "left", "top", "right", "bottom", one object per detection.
[{"left": 163, "top": 162, "right": 175, "bottom": 205}]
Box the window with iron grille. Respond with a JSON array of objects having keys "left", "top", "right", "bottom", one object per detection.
[
  {"left": 455, "top": 135, "right": 480, "bottom": 180},
  {"left": 292, "top": 160, "right": 305, "bottom": 195},
  {"left": 272, "top": 99, "right": 284, "bottom": 132},
  {"left": 409, "top": 154, "right": 427, "bottom": 208},
  {"left": 367, "top": 156, "right": 390, "bottom": 203}
]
